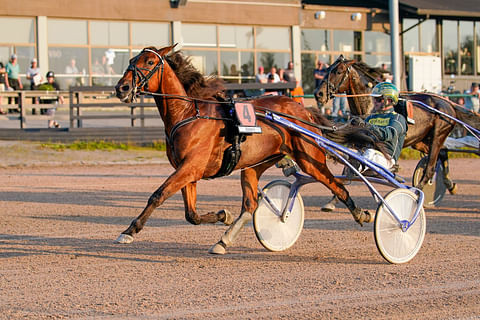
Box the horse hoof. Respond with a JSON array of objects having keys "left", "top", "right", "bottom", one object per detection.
[
  {"left": 208, "top": 242, "right": 226, "bottom": 255},
  {"left": 448, "top": 183, "right": 458, "bottom": 195},
  {"left": 321, "top": 203, "right": 336, "bottom": 212},
  {"left": 115, "top": 234, "right": 134, "bottom": 244},
  {"left": 220, "top": 209, "right": 234, "bottom": 225}
]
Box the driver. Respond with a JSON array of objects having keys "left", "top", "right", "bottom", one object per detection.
[
  {"left": 322, "top": 82, "right": 407, "bottom": 211},
  {"left": 357, "top": 82, "right": 407, "bottom": 171}
]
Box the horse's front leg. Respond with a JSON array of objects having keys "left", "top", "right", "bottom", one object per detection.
[
  {"left": 182, "top": 182, "right": 234, "bottom": 225},
  {"left": 209, "top": 164, "right": 271, "bottom": 255},
  {"left": 116, "top": 166, "right": 201, "bottom": 244}
]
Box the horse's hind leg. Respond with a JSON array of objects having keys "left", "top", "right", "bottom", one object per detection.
[
  {"left": 439, "top": 149, "right": 457, "bottom": 194},
  {"left": 296, "top": 152, "right": 373, "bottom": 226},
  {"left": 209, "top": 164, "right": 272, "bottom": 255},
  {"left": 182, "top": 182, "right": 234, "bottom": 225}
]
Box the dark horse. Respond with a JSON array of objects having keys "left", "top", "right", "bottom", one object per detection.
[
  {"left": 115, "top": 45, "right": 382, "bottom": 254},
  {"left": 314, "top": 55, "right": 480, "bottom": 193}
]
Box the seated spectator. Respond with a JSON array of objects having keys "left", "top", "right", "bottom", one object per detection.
[
  {"left": 464, "top": 82, "right": 479, "bottom": 113},
  {"left": 255, "top": 66, "right": 267, "bottom": 84}
]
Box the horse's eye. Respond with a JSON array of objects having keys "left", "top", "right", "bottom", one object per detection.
[{"left": 148, "top": 61, "right": 154, "bottom": 66}]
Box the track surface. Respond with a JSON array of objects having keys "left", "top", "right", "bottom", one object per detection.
[{"left": 0, "top": 148, "right": 479, "bottom": 319}]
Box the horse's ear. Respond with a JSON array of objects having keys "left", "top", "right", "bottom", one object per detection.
[
  {"left": 339, "top": 54, "right": 344, "bottom": 61},
  {"left": 158, "top": 44, "right": 178, "bottom": 56}
]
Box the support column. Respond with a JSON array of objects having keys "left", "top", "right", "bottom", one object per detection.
[
  {"left": 36, "top": 16, "right": 49, "bottom": 74},
  {"left": 389, "top": 0, "right": 401, "bottom": 87},
  {"left": 291, "top": 25, "right": 302, "bottom": 85}
]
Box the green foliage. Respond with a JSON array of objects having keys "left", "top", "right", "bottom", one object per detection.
[{"left": 40, "top": 140, "right": 167, "bottom": 152}]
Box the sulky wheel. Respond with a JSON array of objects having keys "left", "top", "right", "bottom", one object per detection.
[
  {"left": 412, "top": 156, "right": 446, "bottom": 208},
  {"left": 253, "top": 180, "right": 304, "bottom": 252},
  {"left": 374, "top": 188, "right": 426, "bottom": 264}
]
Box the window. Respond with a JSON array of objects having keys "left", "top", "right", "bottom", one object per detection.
[
  {"left": 218, "top": 26, "right": 253, "bottom": 49},
  {"left": 48, "top": 19, "right": 87, "bottom": 45},
  {"left": 90, "top": 21, "right": 129, "bottom": 46},
  {"left": 443, "top": 20, "right": 458, "bottom": 75},
  {"left": 301, "top": 29, "right": 330, "bottom": 51},
  {"left": 460, "top": 21, "right": 474, "bottom": 75},
  {"left": 256, "top": 27, "right": 290, "bottom": 50},
  {"left": 183, "top": 24, "right": 217, "bottom": 47},
  {"left": 131, "top": 22, "right": 170, "bottom": 47},
  {"left": 420, "top": 19, "right": 437, "bottom": 53},
  {"left": 476, "top": 22, "right": 480, "bottom": 74}
]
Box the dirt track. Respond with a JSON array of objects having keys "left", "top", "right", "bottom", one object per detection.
[{"left": 0, "top": 143, "right": 479, "bottom": 319}]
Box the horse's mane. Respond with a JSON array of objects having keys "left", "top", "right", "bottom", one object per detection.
[
  {"left": 164, "top": 49, "right": 226, "bottom": 100},
  {"left": 351, "top": 61, "right": 385, "bottom": 85}
]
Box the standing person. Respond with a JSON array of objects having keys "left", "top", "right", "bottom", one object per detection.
[
  {"left": 313, "top": 60, "right": 328, "bottom": 113},
  {"left": 322, "top": 82, "right": 407, "bottom": 211},
  {"left": 6, "top": 54, "right": 23, "bottom": 110},
  {"left": 37, "top": 71, "right": 64, "bottom": 128},
  {"left": 255, "top": 66, "right": 267, "bottom": 84},
  {"left": 464, "top": 82, "right": 479, "bottom": 113},
  {"left": 26, "top": 58, "right": 42, "bottom": 114},
  {"left": 283, "top": 61, "right": 296, "bottom": 83},
  {"left": 290, "top": 80, "right": 304, "bottom": 106},
  {"left": 0, "top": 62, "right": 8, "bottom": 114},
  {"left": 332, "top": 93, "right": 349, "bottom": 119}
]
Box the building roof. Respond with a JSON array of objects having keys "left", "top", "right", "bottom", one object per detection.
[{"left": 302, "top": 0, "right": 480, "bottom": 19}]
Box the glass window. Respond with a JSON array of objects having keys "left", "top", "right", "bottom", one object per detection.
[
  {"left": 0, "top": 17, "right": 35, "bottom": 43},
  {"left": 301, "top": 53, "right": 316, "bottom": 94},
  {"left": 301, "top": 29, "right": 330, "bottom": 51},
  {"left": 131, "top": 22, "right": 170, "bottom": 47},
  {"left": 443, "top": 20, "right": 458, "bottom": 75},
  {"left": 460, "top": 21, "right": 474, "bottom": 75},
  {"left": 219, "top": 26, "right": 253, "bottom": 49},
  {"left": 91, "top": 48, "right": 129, "bottom": 86},
  {"left": 183, "top": 24, "right": 217, "bottom": 47},
  {"left": 364, "top": 31, "right": 390, "bottom": 53},
  {"left": 334, "top": 30, "right": 354, "bottom": 52},
  {"left": 48, "top": 47, "right": 89, "bottom": 88},
  {"left": 48, "top": 19, "right": 87, "bottom": 45},
  {"left": 420, "top": 19, "right": 437, "bottom": 53},
  {"left": 256, "top": 27, "right": 290, "bottom": 50},
  {"left": 220, "top": 51, "right": 253, "bottom": 82},
  {"left": 182, "top": 50, "right": 218, "bottom": 75},
  {"left": 403, "top": 19, "right": 419, "bottom": 52},
  {"left": 90, "top": 21, "right": 129, "bottom": 46},
  {"left": 365, "top": 54, "right": 391, "bottom": 70},
  {"left": 257, "top": 52, "right": 290, "bottom": 73}
]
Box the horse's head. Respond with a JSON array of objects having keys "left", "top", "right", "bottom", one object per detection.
[
  {"left": 115, "top": 45, "right": 176, "bottom": 103},
  {"left": 315, "top": 55, "right": 354, "bottom": 105}
]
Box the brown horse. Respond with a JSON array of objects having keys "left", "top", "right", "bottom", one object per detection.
[
  {"left": 114, "top": 45, "right": 379, "bottom": 254},
  {"left": 315, "top": 55, "right": 469, "bottom": 193}
]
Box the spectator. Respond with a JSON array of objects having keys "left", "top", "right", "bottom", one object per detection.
[
  {"left": 0, "top": 62, "right": 8, "bottom": 114},
  {"left": 283, "top": 61, "right": 296, "bottom": 83},
  {"left": 6, "top": 53, "right": 23, "bottom": 110},
  {"left": 37, "top": 71, "right": 64, "bottom": 128},
  {"left": 264, "top": 74, "right": 279, "bottom": 96},
  {"left": 26, "top": 58, "right": 42, "bottom": 113},
  {"left": 266, "top": 66, "right": 281, "bottom": 83},
  {"left": 65, "top": 57, "right": 81, "bottom": 87},
  {"left": 332, "top": 93, "right": 349, "bottom": 119},
  {"left": 255, "top": 66, "right": 267, "bottom": 84},
  {"left": 277, "top": 68, "right": 286, "bottom": 82},
  {"left": 464, "top": 82, "right": 479, "bottom": 113},
  {"left": 313, "top": 60, "right": 328, "bottom": 113},
  {"left": 290, "top": 80, "right": 304, "bottom": 106}
]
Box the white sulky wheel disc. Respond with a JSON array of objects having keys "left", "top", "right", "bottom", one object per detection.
[
  {"left": 254, "top": 180, "right": 304, "bottom": 252},
  {"left": 374, "top": 188, "right": 426, "bottom": 264}
]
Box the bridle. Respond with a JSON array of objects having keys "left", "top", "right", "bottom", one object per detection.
[
  {"left": 126, "top": 48, "right": 165, "bottom": 99},
  {"left": 324, "top": 56, "right": 352, "bottom": 100}
]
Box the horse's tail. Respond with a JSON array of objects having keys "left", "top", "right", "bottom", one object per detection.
[
  {"left": 306, "top": 106, "right": 391, "bottom": 159},
  {"left": 452, "top": 104, "right": 480, "bottom": 130}
]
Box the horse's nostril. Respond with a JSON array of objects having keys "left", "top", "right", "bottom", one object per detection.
[{"left": 120, "top": 85, "right": 130, "bottom": 92}]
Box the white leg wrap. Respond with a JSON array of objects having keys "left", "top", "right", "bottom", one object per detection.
[{"left": 220, "top": 211, "right": 252, "bottom": 247}]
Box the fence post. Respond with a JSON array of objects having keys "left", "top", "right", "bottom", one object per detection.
[
  {"left": 131, "top": 103, "right": 136, "bottom": 127},
  {"left": 140, "top": 96, "right": 145, "bottom": 127},
  {"left": 69, "top": 90, "right": 74, "bottom": 128},
  {"left": 19, "top": 91, "right": 26, "bottom": 129},
  {"left": 77, "top": 92, "right": 83, "bottom": 128}
]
